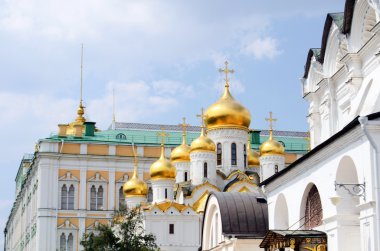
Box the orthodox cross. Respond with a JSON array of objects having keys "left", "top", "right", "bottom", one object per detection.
[
  {"left": 179, "top": 117, "right": 190, "bottom": 135},
  {"left": 157, "top": 127, "right": 169, "bottom": 146},
  {"left": 219, "top": 61, "right": 234, "bottom": 87},
  {"left": 265, "top": 112, "right": 277, "bottom": 131},
  {"left": 196, "top": 108, "right": 207, "bottom": 128}
]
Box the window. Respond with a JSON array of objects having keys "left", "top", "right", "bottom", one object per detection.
[
  {"left": 119, "top": 186, "right": 125, "bottom": 208},
  {"left": 90, "top": 185, "right": 104, "bottom": 210},
  {"left": 204, "top": 163, "right": 208, "bottom": 178},
  {"left": 116, "top": 133, "right": 126, "bottom": 140},
  {"left": 244, "top": 144, "right": 247, "bottom": 168},
  {"left": 274, "top": 165, "right": 279, "bottom": 173},
  {"left": 61, "top": 185, "right": 68, "bottom": 210},
  {"left": 231, "top": 143, "right": 237, "bottom": 166},
  {"left": 217, "top": 143, "right": 222, "bottom": 165},
  {"left": 169, "top": 224, "right": 174, "bottom": 234},
  {"left": 97, "top": 186, "right": 104, "bottom": 210},
  {"left": 60, "top": 232, "right": 74, "bottom": 251},
  {"left": 61, "top": 185, "right": 75, "bottom": 210},
  {"left": 67, "top": 233, "right": 73, "bottom": 251},
  {"left": 184, "top": 172, "right": 188, "bottom": 182},
  {"left": 305, "top": 185, "right": 323, "bottom": 229},
  {"left": 165, "top": 188, "right": 168, "bottom": 199},
  {"left": 68, "top": 185, "right": 75, "bottom": 210},
  {"left": 60, "top": 233, "right": 66, "bottom": 251}
]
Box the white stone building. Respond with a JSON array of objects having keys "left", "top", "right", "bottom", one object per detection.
[{"left": 259, "top": 0, "right": 380, "bottom": 250}]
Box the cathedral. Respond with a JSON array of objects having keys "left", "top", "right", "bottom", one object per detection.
[
  {"left": 3, "top": 59, "right": 307, "bottom": 251},
  {"left": 5, "top": 0, "right": 380, "bottom": 251}
]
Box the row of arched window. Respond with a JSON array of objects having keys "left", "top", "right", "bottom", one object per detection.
[
  {"left": 59, "top": 233, "right": 74, "bottom": 251},
  {"left": 61, "top": 184, "right": 131, "bottom": 210},
  {"left": 216, "top": 143, "right": 246, "bottom": 167},
  {"left": 61, "top": 185, "right": 75, "bottom": 210}
]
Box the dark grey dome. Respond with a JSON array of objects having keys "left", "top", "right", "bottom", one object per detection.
[{"left": 205, "top": 192, "right": 268, "bottom": 238}]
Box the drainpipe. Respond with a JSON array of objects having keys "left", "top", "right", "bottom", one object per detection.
[{"left": 359, "top": 116, "right": 380, "bottom": 251}]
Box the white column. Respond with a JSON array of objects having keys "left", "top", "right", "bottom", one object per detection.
[
  {"left": 108, "top": 169, "right": 115, "bottom": 210},
  {"left": 79, "top": 168, "right": 87, "bottom": 209}
]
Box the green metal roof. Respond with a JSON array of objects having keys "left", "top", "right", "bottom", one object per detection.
[{"left": 46, "top": 123, "right": 309, "bottom": 153}]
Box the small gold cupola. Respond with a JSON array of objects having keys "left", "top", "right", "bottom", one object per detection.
[
  {"left": 247, "top": 138, "right": 260, "bottom": 167},
  {"left": 170, "top": 117, "right": 191, "bottom": 163},
  {"left": 190, "top": 108, "right": 216, "bottom": 153},
  {"left": 260, "top": 112, "right": 285, "bottom": 156},
  {"left": 205, "top": 61, "right": 251, "bottom": 131},
  {"left": 150, "top": 129, "right": 177, "bottom": 180},
  {"left": 123, "top": 150, "right": 148, "bottom": 197}
]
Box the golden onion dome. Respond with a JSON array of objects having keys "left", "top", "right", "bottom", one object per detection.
[
  {"left": 259, "top": 131, "right": 285, "bottom": 156},
  {"left": 205, "top": 84, "right": 251, "bottom": 131},
  {"left": 150, "top": 145, "right": 177, "bottom": 180},
  {"left": 171, "top": 141, "right": 191, "bottom": 163},
  {"left": 190, "top": 127, "right": 216, "bottom": 153},
  {"left": 123, "top": 156, "right": 148, "bottom": 197},
  {"left": 123, "top": 174, "right": 148, "bottom": 197},
  {"left": 247, "top": 140, "right": 260, "bottom": 167}
]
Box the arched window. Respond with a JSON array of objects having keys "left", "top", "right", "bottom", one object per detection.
[
  {"left": 184, "top": 172, "right": 188, "bottom": 182},
  {"left": 90, "top": 185, "right": 96, "bottom": 210},
  {"left": 68, "top": 185, "right": 75, "bottom": 210},
  {"left": 116, "top": 133, "right": 126, "bottom": 140},
  {"left": 204, "top": 162, "right": 208, "bottom": 178},
  {"left": 274, "top": 165, "right": 279, "bottom": 173},
  {"left": 244, "top": 144, "right": 247, "bottom": 168},
  {"left": 61, "top": 185, "right": 68, "bottom": 210},
  {"left": 67, "top": 233, "right": 74, "bottom": 251},
  {"left": 231, "top": 143, "right": 237, "bottom": 166},
  {"left": 217, "top": 143, "right": 222, "bottom": 165},
  {"left": 60, "top": 233, "right": 66, "bottom": 251},
  {"left": 305, "top": 185, "right": 323, "bottom": 229},
  {"left": 97, "top": 186, "right": 104, "bottom": 210},
  {"left": 165, "top": 188, "right": 168, "bottom": 199},
  {"left": 119, "top": 186, "right": 125, "bottom": 209}
]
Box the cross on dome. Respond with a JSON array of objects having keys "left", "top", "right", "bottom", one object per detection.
[
  {"left": 157, "top": 127, "right": 169, "bottom": 146},
  {"left": 219, "top": 61, "right": 234, "bottom": 88},
  {"left": 196, "top": 108, "right": 207, "bottom": 128},
  {"left": 179, "top": 117, "right": 190, "bottom": 135},
  {"left": 265, "top": 112, "right": 277, "bottom": 140}
]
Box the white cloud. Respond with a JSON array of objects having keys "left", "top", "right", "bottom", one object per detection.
[
  {"left": 85, "top": 79, "right": 193, "bottom": 128},
  {"left": 242, "top": 37, "right": 282, "bottom": 60}
]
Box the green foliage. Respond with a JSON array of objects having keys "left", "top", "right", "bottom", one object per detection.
[{"left": 81, "top": 206, "right": 159, "bottom": 251}]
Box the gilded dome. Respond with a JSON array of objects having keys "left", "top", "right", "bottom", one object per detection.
[
  {"left": 150, "top": 146, "right": 177, "bottom": 180},
  {"left": 190, "top": 127, "right": 216, "bottom": 153},
  {"left": 123, "top": 175, "right": 148, "bottom": 197},
  {"left": 170, "top": 134, "right": 191, "bottom": 163},
  {"left": 259, "top": 132, "right": 285, "bottom": 156},
  {"left": 205, "top": 85, "right": 251, "bottom": 131},
  {"left": 247, "top": 140, "right": 260, "bottom": 167}
]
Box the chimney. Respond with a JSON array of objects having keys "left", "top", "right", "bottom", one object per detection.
[
  {"left": 84, "top": 122, "right": 96, "bottom": 137},
  {"left": 74, "top": 124, "right": 83, "bottom": 138},
  {"left": 58, "top": 124, "right": 68, "bottom": 137}
]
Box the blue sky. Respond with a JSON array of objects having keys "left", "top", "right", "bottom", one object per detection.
[{"left": 0, "top": 0, "right": 344, "bottom": 247}]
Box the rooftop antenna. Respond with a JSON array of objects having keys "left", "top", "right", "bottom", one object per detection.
[
  {"left": 75, "top": 43, "right": 86, "bottom": 123},
  {"left": 112, "top": 86, "right": 116, "bottom": 130}
]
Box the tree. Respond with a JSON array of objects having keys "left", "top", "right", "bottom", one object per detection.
[{"left": 81, "top": 206, "right": 159, "bottom": 251}]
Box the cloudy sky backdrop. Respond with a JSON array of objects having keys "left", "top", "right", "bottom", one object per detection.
[{"left": 0, "top": 0, "right": 344, "bottom": 247}]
